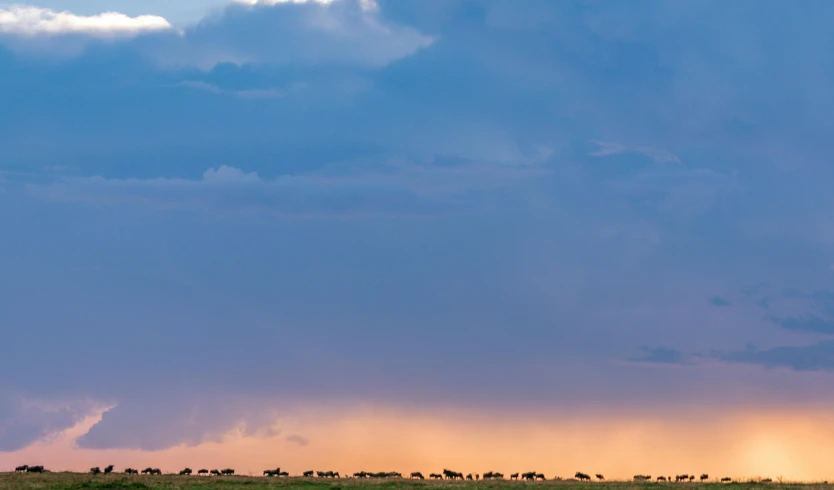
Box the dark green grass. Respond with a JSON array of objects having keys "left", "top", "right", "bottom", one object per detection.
[{"left": 0, "top": 474, "right": 828, "bottom": 490}]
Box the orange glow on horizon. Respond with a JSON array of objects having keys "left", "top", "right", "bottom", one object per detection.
[{"left": 3, "top": 404, "right": 834, "bottom": 482}]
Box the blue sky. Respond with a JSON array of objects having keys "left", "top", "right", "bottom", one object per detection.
[{"left": 2, "top": 0, "right": 834, "bottom": 471}]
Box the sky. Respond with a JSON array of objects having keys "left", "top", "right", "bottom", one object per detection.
[{"left": 3, "top": 0, "right": 834, "bottom": 480}]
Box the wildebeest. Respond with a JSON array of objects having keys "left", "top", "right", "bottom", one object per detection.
[
  {"left": 576, "top": 472, "right": 591, "bottom": 481},
  {"left": 141, "top": 468, "right": 154, "bottom": 475},
  {"left": 466, "top": 474, "right": 474, "bottom": 481},
  {"left": 522, "top": 471, "right": 536, "bottom": 481},
  {"left": 103, "top": 465, "right": 114, "bottom": 474},
  {"left": 264, "top": 468, "right": 280, "bottom": 477},
  {"left": 658, "top": 477, "right": 667, "bottom": 482},
  {"left": 596, "top": 474, "right": 605, "bottom": 481},
  {"left": 443, "top": 469, "right": 464, "bottom": 480},
  {"left": 494, "top": 472, "right": 504, "bottom": 479},
  {"left": 152, "top": 469, "right": 162, "bottom": 475},
  {"left": 430, "top": 473, "right": 443, "bottom": 479},
  {"left": 27, "top": 466, "right": 45, "bottom": 473},
  {"left": 720, "top": 477, "right": 732, "bottom": 483},
  {"left": 15, "top": 465, "right": 28, "bottom": 473},
  {"left": 125, "top": 468, "right": 139, "bottom": 475},
  {"left": 198, "top": 469, "right": 209, "bottom": 475},
  {"left": 689, "top": 476, "right": 695, "bottom": 482},
  {"left": 279, "top": 471, "right": 289, "bottom": 477},
  {"left": 180, "top": 468, "right": 193, "bottom": 476},
  {"left": 220, "top": 469, "right": 234, "bottom": 476},
  {"left": 634, "top": 475, "right": 652, "bottom": 481},
  {"left": 90, "top": 467, "right": 101, "bottom": 475},
  {"left": 700, "top": 474, "right": 709, "bottom": 482},
  {"left": 303, "top": 470, "right": 314, "bottom": 477},
  {"left": 536, "top": 473, "right": 546, "bottom": 481},
  {"left": 509, "top": 473, "right": 519, "bottom": 480},
  {"left": 410, "top": 472, "right": 425, "bottom": 480},
  {"left": 210, "top": 470, "right": 221, "bottom": 476}
]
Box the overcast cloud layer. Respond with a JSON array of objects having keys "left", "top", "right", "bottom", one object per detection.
[{"left": 2, "top": 0, "right": 834, "bottom": 454}]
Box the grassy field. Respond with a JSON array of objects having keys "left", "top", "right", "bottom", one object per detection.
[{"left": 0, "top": 474, "right": 826, "bottom": 490}]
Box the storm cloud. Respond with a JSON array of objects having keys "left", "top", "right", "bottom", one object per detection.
[{"left": 2, "top": 0, "right": 834, "bottom": 452}]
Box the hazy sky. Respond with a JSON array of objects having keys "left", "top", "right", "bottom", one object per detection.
[{"left": 3, "top": 0, "right": 834, "bottom": 478}]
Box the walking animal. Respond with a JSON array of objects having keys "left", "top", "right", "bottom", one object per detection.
[{"left": 575, "top": 472, "right": 591, "bottom": 481}]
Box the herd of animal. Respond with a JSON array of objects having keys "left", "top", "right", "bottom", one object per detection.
[{"left": 10, "top": 465, "right": 750, "bottom": 483}]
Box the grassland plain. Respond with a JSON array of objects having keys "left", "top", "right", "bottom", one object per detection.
[{"left": 0, "top": 474, "right": 826, "bottom": 490}]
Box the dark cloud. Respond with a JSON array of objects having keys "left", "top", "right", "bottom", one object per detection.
[
  {"left": 2, "top": 0, "right": 834, "bottom": 450},
  {"left": 76, "top": 396, "right": 281, "bottom": 451},
  {"left": 759, "top": 290, "right": 834, "bottom": 334},
  {"left": 718, "top": 341, "right": 834, "bottom": 373},
  {"left": 770, "top": 315, "right": 834, "bottom": 335},
  {"left": 628, "top": 347, "right": 689, "bottom": 366},
  {"left": 286, "top": 434, "right": 309, "bottom": 447},
  {"left": 710, "top": 297, "right": 731, "bottom": 307},
  {"left": 0, "top": 395, "right": 96, "bottom": 452}
]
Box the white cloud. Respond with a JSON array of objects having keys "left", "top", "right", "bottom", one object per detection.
[
  {"left": 174, "top": 80, "right": 292, "bottom": 100},
  {"left": 233, "top": 0, "right": 335, "bottom": 5},
  {"left": 26, "top": 161, "right": 548, "bottom": 216},
  {"left": 202, "top": 165, "right": 260, "bottom": 182},
  {"left": 0, "top": 5, "right": 171, "bottom": 37},
  {"left": 231, "top": 0, "right": 377, "bottom": 10},
  {"left": 588, "top": 140, "right": 682, "bottom": 164}
]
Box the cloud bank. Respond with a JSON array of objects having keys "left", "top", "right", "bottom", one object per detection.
[{"left": 1, "top": 0, "right": 834, "bottom": 468}]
